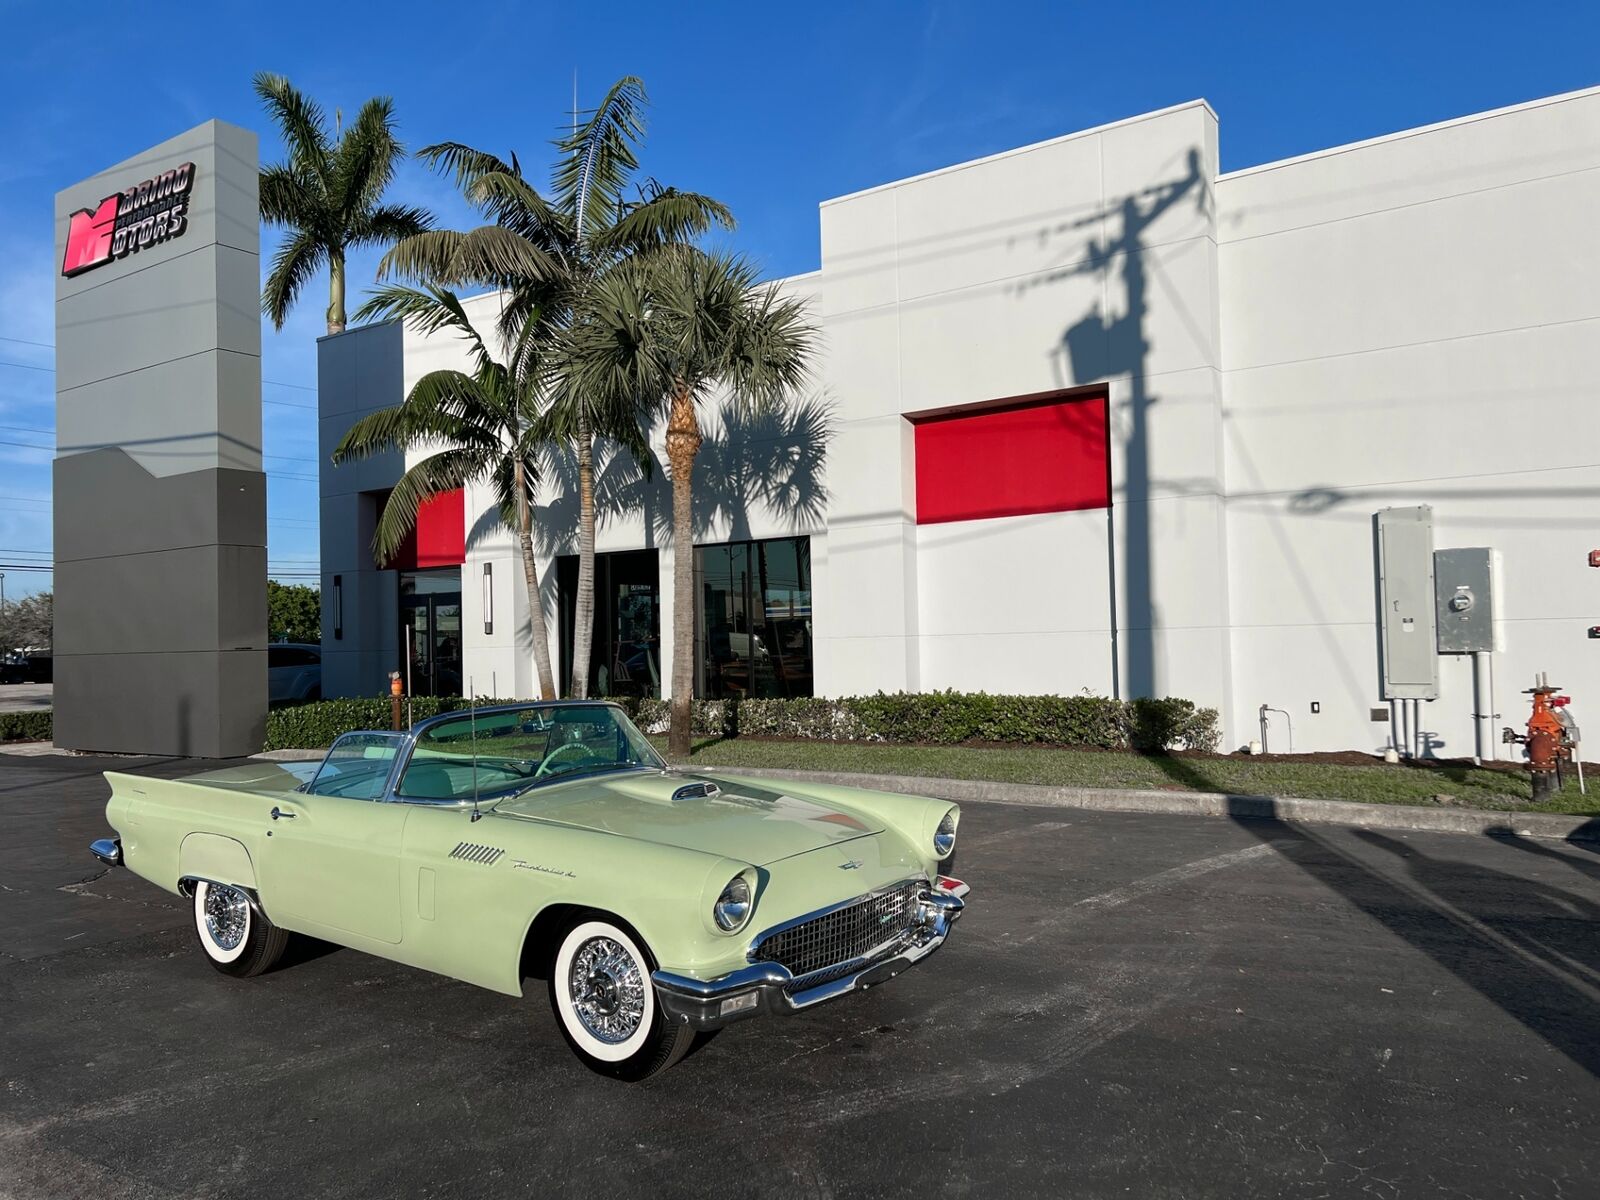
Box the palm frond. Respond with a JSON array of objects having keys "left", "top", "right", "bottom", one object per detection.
[
  {"left": 372, "top": 449, "right": 490, "bottom": 563},
  {"left": 555, "top": 75, "right": 647, "bottom": 241},
  {"left": 333, "top": 95, "right": 403, "bottom": 220},
  {"left": 351, "top": 203, "right": 433, "bottom": 250},
  {"left": 253, "top": 72, "right": 330, "bottom": 182},
  {"left": 417, "top": 141, "right": 517, "bottom": 191},
  {"left": 258, "top": 164, "right": 322, "bottom": 229},
  {"left": 353, "top": 284, "right": 500, "bottom": 379},
  {"left": 463, "top": 171, "right": 567, "bottom": 245},
  {"left": 261, "top": 230, "right": 326, "bottom": 330},
  {"left": 595, "top": 187, "right": 734, "bottom": 254}
]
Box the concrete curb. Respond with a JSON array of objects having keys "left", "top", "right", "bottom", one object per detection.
[
  {"left": 254, "top": 749, "right": 326, "bottom": 761},
  {"left": 702, "top": 766, "right": 1600, "bottom": 844}
]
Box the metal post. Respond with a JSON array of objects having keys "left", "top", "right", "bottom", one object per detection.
[{"left": 1471, "top": 652, "right": 1494, "bottom": 765}]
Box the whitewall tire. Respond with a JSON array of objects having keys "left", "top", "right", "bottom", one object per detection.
[
  {"left": 191, "top": 880, "right": 289, "bottom": 978},
  {"left": 548, "top": 918, "right": 693, "bottom": 1081}
]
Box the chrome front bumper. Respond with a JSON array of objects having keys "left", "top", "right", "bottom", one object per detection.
[{"left": 652, "top": 884, "right": 966, "bottom": 1031}]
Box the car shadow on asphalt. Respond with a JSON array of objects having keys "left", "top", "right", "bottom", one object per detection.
[{"left": 1222, "top": 808, "right": 1600, "bottom": 1081}]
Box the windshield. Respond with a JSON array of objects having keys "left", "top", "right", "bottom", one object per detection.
[
  {"left": 396, "top": 704, "right": 664, "bottom": 803},
  {"left": 305, "top": 732, "right": 408, "bottom": 800}
]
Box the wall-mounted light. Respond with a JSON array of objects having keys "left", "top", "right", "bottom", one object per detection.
[
  {"left": 482, "top": 562, "right": 494, "bottom": 636},
  {"left": 333, "top": 575, "right": 343, "bottom": 640}
]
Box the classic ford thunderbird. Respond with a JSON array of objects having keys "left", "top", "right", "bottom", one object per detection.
[{"left": 89, "top": 702, "right": 966, "bottom": 1079}]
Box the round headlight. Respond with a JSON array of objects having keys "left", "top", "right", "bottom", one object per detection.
[
  {"left": 713, "top": 875, "right": 751, "bottom": 932},
  {"left": 934, "top": 809, "right": 958, "bottom": 857}
]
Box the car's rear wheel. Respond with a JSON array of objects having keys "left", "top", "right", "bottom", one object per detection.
[
  {"left": 191, "top": 880, "right": 289, "bottom": 978},
  {"left": 548, "top": 918, "right": 692, "bottom": 1081}
]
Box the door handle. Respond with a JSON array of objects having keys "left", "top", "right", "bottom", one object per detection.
[{"left": 270, "top": 806, "right": 297, "bottom": 820}]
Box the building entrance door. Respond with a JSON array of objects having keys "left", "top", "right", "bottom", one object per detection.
[{"left": 399, "top": 569, "right": 463, "bottom": 697}]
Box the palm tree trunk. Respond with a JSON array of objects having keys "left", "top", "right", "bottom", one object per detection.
[
  {"left": 515, "top": 460, "right": 557, "bottom": 700},
  {"left": 327, "top": 248, "right": 347, "bottom": 335},
  {"left": 666, "top": 382, "right": 701, "bottom": 757},
  {"left": 570, "top": 414, "right": 596, "bottom": 699}
]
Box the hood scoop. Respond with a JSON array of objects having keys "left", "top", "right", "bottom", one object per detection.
[{"left": 671, "top": 781, "right": 722, "bottom": 802}]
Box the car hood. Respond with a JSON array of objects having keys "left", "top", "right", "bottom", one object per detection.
[{"left": 490, "top": 771, "right": 883, "bottom": 866}]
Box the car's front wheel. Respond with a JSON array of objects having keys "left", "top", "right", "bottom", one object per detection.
[
  {"left": 548, "top": 918, "right": 692, "bottom": 1081},
  {"left": 191, "top": 880, "right": 289, "bottom": 978}
]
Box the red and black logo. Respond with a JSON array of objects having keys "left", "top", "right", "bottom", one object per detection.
[{"left": 62, "top": 161, "right": 196, "bottom": 278}]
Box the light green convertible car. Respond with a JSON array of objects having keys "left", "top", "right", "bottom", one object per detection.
[{"left": 89, "top": 702, "right": 967, "bottom": 1080}]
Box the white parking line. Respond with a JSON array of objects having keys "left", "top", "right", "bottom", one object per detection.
[{"left": 1073, "top": 842, "right": 1285, "bottom": 912}]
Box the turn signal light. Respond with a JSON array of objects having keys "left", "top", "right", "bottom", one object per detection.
[{"left": 719, "top": 993, "right": 759, "bottom": 1017}]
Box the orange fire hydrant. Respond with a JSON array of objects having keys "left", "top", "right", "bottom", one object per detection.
[{"left": 1502, "top": 673, "right": 1573, "bottom": 802}]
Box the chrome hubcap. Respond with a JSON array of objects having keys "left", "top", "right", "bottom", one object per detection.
[
  {"left": 203, "top": 884, "right": 249, "bottom": 951},
  {"left": 569, "top": 937, "right": 645, "bottom": 1044}
]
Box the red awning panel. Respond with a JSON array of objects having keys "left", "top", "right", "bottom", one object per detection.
[
  {"left": 385, "top": 487, "right": 465, "bottom": 570},
  {"left": 911, "top": 392, "right": 1109, "bottom": 524}
]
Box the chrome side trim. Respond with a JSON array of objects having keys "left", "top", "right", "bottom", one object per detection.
[{"left": 89, "top": 838, "right": 122, "bottom": 868}]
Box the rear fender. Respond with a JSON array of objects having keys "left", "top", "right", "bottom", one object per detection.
[{"left": 178, "top": 833, "right": 257, "bottom": 892}]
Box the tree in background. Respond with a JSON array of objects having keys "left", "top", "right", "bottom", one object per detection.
[
  {"left": 566, "top": 248, "right": 815, "bottom": 754},
  {"left": 255, "top": 73, "right": 432, "bottom": 335},
  {"left": 267, "top": 581, "right": 321, "bottom": 644},
  {"left": 333, "top": 286, "right": 561, "bottom": 699},
  {"left": 0, "top": 591, "right": 51, "bottom": 652},
  {"left": 383, "top": 76, "right": 730, "bottom": 698}
]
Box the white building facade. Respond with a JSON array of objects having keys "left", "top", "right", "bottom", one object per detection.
[{"left": 319, "top": 85, "right": 1600, "bottom": 756}]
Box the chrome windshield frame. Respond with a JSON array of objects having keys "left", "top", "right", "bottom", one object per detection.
[{"left": 310, "top": 702, "right": 667, "bottom": 806}]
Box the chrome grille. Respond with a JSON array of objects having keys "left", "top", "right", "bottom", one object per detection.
[{"left": 751, "top": 881, "right": 923, "bottom": 984}]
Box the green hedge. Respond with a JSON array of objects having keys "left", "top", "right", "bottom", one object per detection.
[
  {"left": 0, "top": 709, "right": 52, "bottom": 743},
  {"left": 264, "top": 696, "right": 519, "bottom": 752},
  {"left": 702, "top": 692, "right": 1219, "bottom": 752},
  {"left": 265, "top": 692, "right": 1219, "bottom": 754}
]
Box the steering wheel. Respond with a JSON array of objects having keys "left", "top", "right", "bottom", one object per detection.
[{"left": 535, "top": 741, "right": 599, "bottom": 778}]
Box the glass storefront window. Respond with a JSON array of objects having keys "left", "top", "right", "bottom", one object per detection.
[
  {"left": 399, "top": 568, "right": 463, "bottom": 697},
  {"left": 697, "top": 536, "right": 813, "bottom": 699}
]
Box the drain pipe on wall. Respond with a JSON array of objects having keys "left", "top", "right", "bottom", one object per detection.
[{"left": 1471, "top": 651, "right": 1497, "bottom": 765}]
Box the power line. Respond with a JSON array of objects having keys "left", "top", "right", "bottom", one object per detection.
[
  {"left": 0, "top": 426, "right": 316, "bottom": 467},
  {"left": 0, "top": 339, "right": 319, "bottom": 394}
]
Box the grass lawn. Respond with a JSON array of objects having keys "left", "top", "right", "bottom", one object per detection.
[{"left": 654, "top": 737, "right": 1600, "bottom": 817}]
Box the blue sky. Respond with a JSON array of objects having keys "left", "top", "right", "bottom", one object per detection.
[{"left": 1, "top": 0, "right": 1596, "bottom": 599}]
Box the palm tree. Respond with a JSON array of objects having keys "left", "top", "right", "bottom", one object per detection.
[
  {"left": 381, "top": 76, "right": 731, "bottom": 698},
  {"left": 331, "top": 284, "right": 560, "bottom": 700},
  {"left": 565, "top": 247, "right": 815, "bottom": 755},
  {"left": 255, "top": 73, "right": 432, "bottom": 335}
]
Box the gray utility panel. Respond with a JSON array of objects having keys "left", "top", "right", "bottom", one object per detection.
[
  {"left": 1434, "top": 547, "right": 1497, "bottom": 654},
  {"left": 52, "top": 120, "right": 265, "bottom": 757},
  {"left": 1376, "top": 506, "right": 1439, "bottom": 700}
]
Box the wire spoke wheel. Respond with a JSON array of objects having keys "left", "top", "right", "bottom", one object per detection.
[
  {"left": 548, "top": 918, "right": 694, "bottom": 1080},
  {"left": 568, "top": 936, "right": 647, "bottom": 1044},
  {"left": 203, "top": 883, "right": 250, "bottom": 952}
]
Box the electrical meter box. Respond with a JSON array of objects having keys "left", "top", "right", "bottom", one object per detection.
[
  {"left": 1376, "top": 506, "right": 1439, "bottom": 699},
  {"left": 1434, "top": 547, "right": 1496, "bottom": 653}
]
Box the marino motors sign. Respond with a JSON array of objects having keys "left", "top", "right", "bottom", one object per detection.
[{"left": 60, "top": 161, "right": 196, "bottom": 278}]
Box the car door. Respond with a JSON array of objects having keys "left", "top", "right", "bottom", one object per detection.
[{"left": 258, "top": 792, "right": 408, "bottom": 944}]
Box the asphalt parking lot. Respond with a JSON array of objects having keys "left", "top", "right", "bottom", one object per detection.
[{"left": 2, "top": 754, "right": 1598, "bottom": 1199}]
